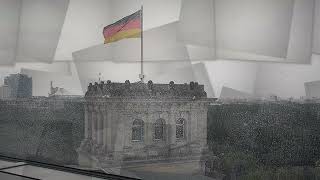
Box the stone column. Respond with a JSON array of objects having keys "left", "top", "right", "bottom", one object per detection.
[
  {"left": 97, "top": 106, "right": 104, "bottom": 146},
  {"left": 201, "top": 108, "right": 208, "bottom": 146},
  {"left": 106, "top": 110, "right": 113, "bottom": 152},
  {"left": 84, "top": 105, "right": 91, "bottom": 140},
  {"left": 166, "top": 113, "right": 170, "bottom": 145},
  {"left": 92, "top": 106, "right": 97, "bottom": 144},
  {"left": 169, "top": 110, "right": 176, "bottom": 145},
  {"left": 146, "top": 113, "right": 153, "bottom": 145},
  {"left": 101, "top": 108, "right": 107, "bottom": 149},
  {"left": 190, "top": 110, "right": 197, "bottom": 142}
]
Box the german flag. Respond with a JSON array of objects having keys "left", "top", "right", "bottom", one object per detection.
[{"left": 103, "top": 10, "right": 141, "bottom": 44}]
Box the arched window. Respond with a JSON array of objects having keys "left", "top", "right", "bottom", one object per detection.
[
  {"left": 154, "top": 119, "right": 165, "bottom": 140},
  {"left": 176, "top": 118, "right": 185, "bottom": 139},
  {"left": 132, "top": 119, "right": 144, "bottom": 141}
]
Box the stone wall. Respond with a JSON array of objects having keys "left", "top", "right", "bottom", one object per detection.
[
  {"left": 0, "top": 97, "right": 84, "bottom": 165},
  {"left": 79, "top": 98, "right": 210, "bottom": 163}
]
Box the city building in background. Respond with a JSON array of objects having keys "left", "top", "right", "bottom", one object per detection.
[
  {"left": 305, "top": 80, "right": 320, "bottom": 99},
  {"left": 0, "top": 85, "right": 9, "bottom": 99},
  {"left": 48, "top": 81, "right": 71, "bottom": 97},
  {"left": 4, "top": 74, "right": 32, "bottom": 98}
]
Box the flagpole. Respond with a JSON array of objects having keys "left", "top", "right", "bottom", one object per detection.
[{"left": 139, "top": 5, "right": 145, "bottom": 83}]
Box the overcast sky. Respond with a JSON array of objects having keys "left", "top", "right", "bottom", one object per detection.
[{"left": 0, "top": 0, "right": 320, "bottom": 98}]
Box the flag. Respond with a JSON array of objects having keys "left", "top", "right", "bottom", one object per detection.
[{"left": 103, "top": 10, "right": 142, "bottom": 44}]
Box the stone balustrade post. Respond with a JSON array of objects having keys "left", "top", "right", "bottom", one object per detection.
[{"left": 84, "top": 105, "right": 91, "bottom": 140}]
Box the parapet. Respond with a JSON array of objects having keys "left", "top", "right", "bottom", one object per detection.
[{"left": 85, "top": 80, "right": 207, "bottom": 99}]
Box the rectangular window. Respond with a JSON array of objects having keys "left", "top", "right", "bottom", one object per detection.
[
  {"left": 176, "top": 125, "right": 184, "bottom": 139},
  {"left": 155, "top": 126, "right": 163, "bottom": 140}
]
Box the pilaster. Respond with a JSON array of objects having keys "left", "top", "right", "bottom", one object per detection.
[
  {"left": 97, "top": 106, "right": 104, "bottom": 146},
  {"left": 92, "top": 106, "right": 98, "bottom": 144}
]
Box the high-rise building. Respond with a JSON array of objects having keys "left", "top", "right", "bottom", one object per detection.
[
  {"left": 0, "top": 85, "right": 10, "bottom": 99},
  {"left": 305, "top": 80, "right": 320, "bottom": 99},
  {"left": 4, "top": 74, "right": 32, "bottom": 98}
]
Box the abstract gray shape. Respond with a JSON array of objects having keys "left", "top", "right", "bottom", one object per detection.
[
  {"left": 147, "top": 63, "right": 196, "bottom": 84},
  {"left": 0, "top": 0, "right": 21, "bottom": 65},
  {"left": 110, "top": 0, "right": 181, "bottom": 30},
  {"left": 20, "top": 68, "right": 82, "bottom": 96},
  {"left": 254, "top": 55, "right": 320, "bottom": 98},
  {"left": 178, "top": 0, "right": 215, "bottom": 48},
  {"left": 73, "top": 61, "right": 197, "bottom": 93},
  {"left": 216, "top": 0, "right": 314, "bottom": 63},
  {"left": 55, "top": 0, "right": 181, "bottom": 60},
  {"left": 3, "top": 165, "right": 108, "bottom": 179},
  {"left": 313, "top": 0, "right": 320, "bottom": 54},
  {"left": 0, "top": 160, "right": 25, "bottom": 169},
  {"left": 16, "top": 0, "right": 69, "bottom": 63},
  {"left": 204, "top": 60, "right": 259, "bottom": 98},
  {"left": 216, "top": 49, "right": 285, "bottom": 62},
  {"left": 72, "top": 44, "right": 114, "bottom": 62},
  {"left": 305, "top": 80, "right": 320, "bottom": 98},
  {"left": 109, "top": 0, "right": 140, "bottom": 23},
  {"left": 73, "top": 22, "right": 189, "bottom": 62},
  {"left": 15, "top": 61, "right": 73, "bottom": 76},
  {"left": 220, "top": 86, "right": 255, "bottom": 100},
  {"left": 114, "top": 22, "right": 189, "bottom": 62},
  {"left": 286, "top": 0, "right": 314, "bottom": 63},
  {"left": 192, "top": 63, "right": 215, "bottom": 98},
  {"left": 215, "top": 0, "right": 294, "bottom": 58},
  {"left": 186, "top": 45, "right": 215, "bottom": 61},
  {"left": 54, "top": 0, "right": 112, "bottom": 61}
]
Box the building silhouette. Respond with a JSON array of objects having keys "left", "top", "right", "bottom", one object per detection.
[
  {"left": 305, "top": 80, "right": 320, "bottom": 99},
  {"left": 4, "top": 74, "right": 32, "bottom": 98},
  {"left": 78, "top": 80, "right": 213, "bottom": 168},
  {"left": 0, "top": 85, "right": 9, "bottom": 99}
]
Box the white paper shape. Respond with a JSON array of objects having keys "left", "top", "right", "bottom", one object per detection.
[
  {"left": 0, "top": 0, "right": 21, "bottom": 65},
  {"left": 20, "top": 68, "right": 82, "bottom": 96},
  {"left": 216, "top": 0, "right": 314, "bottom": 63},
  {"left": 313, "top": 0, "right": 320, "bottom": 54},
  {"left": 286, "top": 0, "right": 314, "bottom": 63},
  {"left": 73, "top": 22, "right": 189, "bottom": 62},
  {"left": 204, "top": 60, "right": 259, "bottom": 97},
  {"left": 73, "top": 61, "right": 197, "bottom": 93},
  {"left": 192, "top": 63, "right": 215, "bottom": 98},
  {"left": 186, "top": 45, "right": 215, "bottom": 61},
  {"left": 113, "top": 22, "right": 189, "bottom": 62},
  {"left": 305, "top": 80, "right": 320, "bottom": 98},
  {"left": 16, "top": 0, "right": 69, "bottom": 63},
  {"left": 254, "top": 55, "right": 320, "bottom": 98},
  {"left": 55, "top": 0, "right": 181, "bottom": 60},
  {"left": 110, "top": 0, "right": 181, "bottom": 30},
  {"left": 220, "top": 86, "right": 255, "bottom": 100},
  {"left": 178, "top": 0, "right": 215, "bottom": 48},
  {"left": 54, "top": 0, "right": 112, "bottom": 61},
  {"left": 215, "top": 0, "right": 294, "bottom": 58},
  {"left": 15, "top": 62, "right": 72, "bottom": 76}
]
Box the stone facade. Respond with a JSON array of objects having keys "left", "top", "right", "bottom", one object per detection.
[
  {"left": 78, "top": 80, "right": 213, "bottom": 166},
  {"left": 0, "top": 97, "right": 84, "bottom": 164}
]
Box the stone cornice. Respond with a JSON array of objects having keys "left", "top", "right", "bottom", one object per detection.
[{"left": 85, "top": 80, "right": 208, "bottom": 98}]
